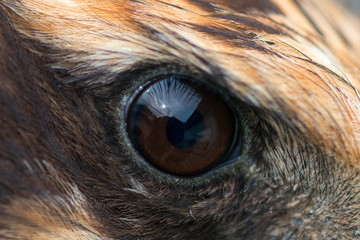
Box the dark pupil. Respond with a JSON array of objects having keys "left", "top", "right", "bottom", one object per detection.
[{"left": 166, "top": 110, "right": 204, "bottom": 148}]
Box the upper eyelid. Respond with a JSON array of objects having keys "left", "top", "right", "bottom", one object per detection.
[{"left": 10, "top": 0, "right": 359, "bottom": 161}]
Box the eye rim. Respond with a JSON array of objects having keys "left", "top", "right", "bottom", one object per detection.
[
  {"left": 118, "top": 72, "right": 254, "bottom": 185},
  {"left": 126, "top": 75, "right": 243, "bottom": 176}
]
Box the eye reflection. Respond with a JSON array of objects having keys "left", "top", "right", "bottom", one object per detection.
[{"left": 127, "top": 76, "right": 240, "bottom": 176}]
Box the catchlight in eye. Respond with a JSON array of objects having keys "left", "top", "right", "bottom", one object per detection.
[{"left": 126, "top": 76, "right": 241, "bottom": 176}]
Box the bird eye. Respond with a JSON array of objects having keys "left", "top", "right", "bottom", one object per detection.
[{"left": 126, "top": 76, "right": 241, "bottom": 176}]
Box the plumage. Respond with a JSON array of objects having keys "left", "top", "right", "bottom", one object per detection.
[{"left": 1, "top": 0, "right": 360, "bottom": 239}]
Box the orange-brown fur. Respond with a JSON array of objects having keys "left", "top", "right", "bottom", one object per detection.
[{"left": 1, "top": 0, "right": 360, "bottom": 239}]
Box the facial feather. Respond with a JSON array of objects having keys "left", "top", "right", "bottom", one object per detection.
[{"left": 1, "top": 0, "right": 360, "bottom": 239}]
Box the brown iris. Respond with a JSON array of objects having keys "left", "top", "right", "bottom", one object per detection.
[{"left": 127, "top": 76, "right": 239, "bottom": 176}]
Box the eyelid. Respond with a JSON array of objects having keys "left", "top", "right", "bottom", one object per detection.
[{"left": 117, "top": 72, "right": 256, "bottom": 184}]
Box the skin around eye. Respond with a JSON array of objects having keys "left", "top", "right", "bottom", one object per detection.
[{"left": 126, "top": 76, "right": 240, "bottom": 176}]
